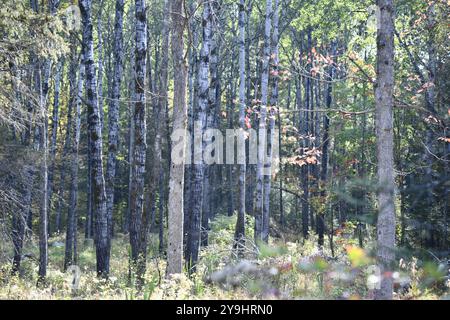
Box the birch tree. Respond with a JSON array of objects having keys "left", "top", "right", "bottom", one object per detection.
[
  {"left": 234, "top": 0, "right": 246, "bottom": 248},
  {"left": 254, "top": 0, "right": 272, "bottom": 243},
  {"left": 79, "top": 0, "right": 110, "bottom": 277},
  {"left": 129, "top": 0, "right": 148, "bottom": 286},
  {"left": 64, "top": 34, "right": 84, "bottom": 271},
  {"left": 262, "top": 0, "right": 280, "bottom": 243},
  {"left": 105, "top": 0, "right": 124, "bottom": 242},
  {"left": 186, "top": 0, "right": 211, "bottom": 271}
]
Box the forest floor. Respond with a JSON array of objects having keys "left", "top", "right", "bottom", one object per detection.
[{"left": 0, "top": 215, "right": 448, "bottom": 300}]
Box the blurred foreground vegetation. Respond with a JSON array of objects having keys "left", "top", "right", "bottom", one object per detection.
[{"left": 1, "top": 215, "right": 448, "bottom": 300}]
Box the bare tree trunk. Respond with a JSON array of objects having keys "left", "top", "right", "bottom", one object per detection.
[
  {"left": 261, "top": 0, "right": 280, "bottom": 243},
  {"left": 234, "top": 0, "right": 246, "bottom": 249},
  {"left": 183, "top": 5, "right": 199, "bottom": 252},
  {"left": 254, "top": 0, "right": 272, "bottom": 243},
  {"left": 301, "top": 30, "right": 311, "bottom": 239},
  {"left": 151, "top": 0, "right": 170, "bottom": 251},
  {"left": 423, "top": 3, "right": 437, "bottom": 214},
  {"left": 244, "top": 2, "right": 254, "bottom": 217},
  {"left": 158, "top": 169, "right": 165, "bottom": 254},
  {"left": 65, "top": 53, "right": 84, "bottom": 270},
  {"left": 38, "top": 68, "right": 49, "bottom": 285},
  {"left": 226, "top": 31, "right": 236, "bottom": 219},
  {"left": 97, "top": 4, "right": 104, "bottom": 132},
  {"left": 12, "top": 167, "right": 33, "bottom": 274},
  {"left": 187, "top": 1, "right": 211, "bottom": 271},
  {"left": 64, "top": 37, "right": 85, "bottom": 271},
  {"left": 55, "top": 65, "right": 73, "bottom": 235},
  {"left": 85, "top": 134, "right": 93, "bottom": 239},
  {"left": 105, "top": 0, "right": 124, "bottom": 242},
  {"left": 129, "top": 0, "right": 148, "bottom": 287},
  {"left": 202, "top": 0, "right": 220, "bottom": 246},
  {"left": 226, "top": 83, "right": 235, "bottom": 218},
  {"left": 318, "top": 42, "right": 336, "bottom": 247},
  {"left": 79, "top": 0, "right": 110, "bottom": 277},
  {"left": 47, "top": 60, "right": 63, "bottom": 235},
  {"left": 167, "top": 0, "right": 187, "bottom": 275},
  {"left": 35, "top": 0, "right": 60, "bottom": 284},
  {"left": 167, "top": 0, "right": 188, "bottom": 276},
  {"left": 374, "top": 0, "right": 396, "bottom": 300},
  {"left": 125, "top": 8, "right": 136, "bottom": 234}
]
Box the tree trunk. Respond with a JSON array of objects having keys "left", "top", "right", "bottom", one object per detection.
[
  {"left": 47, "top": 59, "right": 64, "bottom": 235},
  {"left": 63, "top": 28, "right": 85, "bottom": 271},
  {"left": 79, "top": 0, "right": 110, "bottom": 278},
  {"left": 301, "top": 30, "right": 311, "bottom": 239},
  {"left": 158, "top": 168, "right": 165, "bottom": 254},
  {"left": 254, "top": 0, "right": 272, "bottom": 243},
  {"left": 55, "top": 65, "right": 73, "bottom": 235},
  {"left": 36, "top": 0, "right": 60, "bottom": 284},
  {"left": 186, "top": 1, "right": 211, "bottom": 271},
  {"left": 202, "top": 0, "right": 220, "bottom": 246},
  {"left": 234, "top": 0, "right": 246, "bottom": 249},
  {"left": 374, "top": 0, "right": 396, "bottom": 300},
  {"left": 38, "top": 68, "right": 49, "bottom": 285},
  {"left": 166, "top": 0, "right": 188, "bottom": 276},
  {"left": 129, "top": 0, "right": 148, "bottom": 287},
  {"left": 318, "top": 42, "right": 336, "bottom": 247},
  {"left": 183, "top": 5, "right": 199, "bottom": 252},
  {"left": 226, "top": 62, "right": 236, "bottom": 219},
  {"left": 105, "top": 0, "right": 124, "bottom": 243},
  {"left": 12, "top": 167, "right": 33, "bottom": 274},
  {"left": 262, "top": 0, "right": 280, "bottom": 244},
  {"left": 64, "top": 38, "right": 85, "bottom": 271},
  {"left": 125, "top": 8, "right": 136, "bottom": 234}
]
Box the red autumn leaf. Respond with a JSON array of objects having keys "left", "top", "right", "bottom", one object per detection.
[{"left": 245, "top": 116, "right": 251, "bottom": 129}]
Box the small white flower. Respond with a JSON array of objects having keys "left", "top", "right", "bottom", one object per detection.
[{"left": 269, "top": 267, "right": 278, "bottom": 275}]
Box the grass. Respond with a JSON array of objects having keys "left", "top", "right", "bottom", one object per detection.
[{"left": 0, "top": 215, "right": 448, "bottom": 300}]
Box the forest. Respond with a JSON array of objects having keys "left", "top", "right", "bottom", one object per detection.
[{"left": 0, "top": 0, "right": 448, "bottom": 301}]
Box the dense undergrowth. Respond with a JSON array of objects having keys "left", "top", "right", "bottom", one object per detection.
[{"left": 0, "top": 215, "right": 448, "bottom": 300}]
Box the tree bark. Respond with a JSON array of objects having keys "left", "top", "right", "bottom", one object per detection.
[
  {"left": 65, "top": 51, "right": 84, "bottom": 270},
  {"left": 234, "top": 0, "right": 246, "bottom": 249},
  {"left": 254, "top": 0, "right": 272, "bottom": 243},
  {"left": 183, "top": 4, "right": 199, "bottom": 252},
  {"left": 166, "top": 0, "right": 188, "bottom": 275},
  {"left": 64, "top": 36, "right": 84, "bottom": 271},
  {"left": 186, "top": 1, "right": 211, "bottom": 271},
  {"left": 202, "top": 0, "right": 220, "bottom": 246},
  {"left": 129, "top": 0, "right": 148, "bottom": 287},
  {"left": 318, "top": 42, "right": 336, "bottom": 247},
  {"left": 374, "top": 0, "right": 396, "bottom": 300},
  {"left": 105, "top": 0, "right": 124, "bottom": 243},
  {"left": 79, "top": 0, "right": 110, "bottom": 277},
  {"left": 47, "top": 59, "right": 64, "bottom": 235}
]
